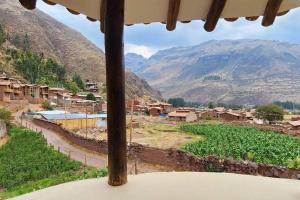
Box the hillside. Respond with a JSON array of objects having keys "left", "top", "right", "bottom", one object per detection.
[
  {"left": 127, "top": 40, "right": 300, "bottom": 105},
  {"left": 0, "top": 0, "right": 162, "bottom": 100}
]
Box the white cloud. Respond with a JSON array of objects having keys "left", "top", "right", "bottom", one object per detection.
[{"left": 125, "top": 44, "right": 159, "bottom": 58}]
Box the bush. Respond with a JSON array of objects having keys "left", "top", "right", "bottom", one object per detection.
[
  {"left": 255, "top": 103, "right": 284, "bottom": 122},
  {"left": 86, "top": 93, "right": 96, "bottom": 101},
  {"left": 0, "top": 108, "right": 11, "bottom": 128},
  {"left": 41, "top": 101, "right": 53, "bottom": 110}
]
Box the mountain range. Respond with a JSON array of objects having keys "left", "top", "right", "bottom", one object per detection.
[
  {"left": 0, "top": 0, "right": 162, "bottom": 100},
  {"left": 126, "top": 39, "right": 300, "bottom": 105}
]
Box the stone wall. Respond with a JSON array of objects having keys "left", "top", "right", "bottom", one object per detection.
[{"left": 33, "top": 118, "right": 300, "bottom": 179}]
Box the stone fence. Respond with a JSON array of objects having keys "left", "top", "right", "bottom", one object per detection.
[{"left": 33, "top": 118, "right": 300, "bottom": 179}]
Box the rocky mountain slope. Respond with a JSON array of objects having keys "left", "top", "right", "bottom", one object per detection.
[
  {"left": 0, "top": 0, "right": 162, "bottom": 100},
  {"left": 126, "top": 40, "right": 300, "bottom": 105}
]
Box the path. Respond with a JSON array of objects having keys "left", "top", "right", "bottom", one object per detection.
[{"left": 13, "top": 110, "right": 167, "bottom": 174}]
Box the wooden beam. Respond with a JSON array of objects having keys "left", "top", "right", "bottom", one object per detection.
[
  {"left": 87, "top": 17, "right": 97, "bottom": 22},
  {"left": 19, "top": 0, "right": 37, "bottom": 10},
  {"left": 166, "top": 0, "right": 181, "bottom": 31},
  {"left": 277, "top": 10, "right": 289, "bottom": 16},
  {"left": 66, "top": 8, "right": 80, "bottom": 15},
  {"left": 105, "top": 0, "right": 127, "bottom": 186},
  {"left": 100, "top": 0, "right": 107, "bottom": 33},
  {"left": 245, "top": 16, "right": 259, "bottom": 21},
  {"left": 204, "top": 0, "right": 227, "bottom": 32},
  {"left": 262, "top": 0, "right": 283, "bottom": 27},
  {"left": 42, "top": 0, "right": 56, "bottom": 6},
  {"left": 224, "top": 18, "right": 238, "bottom": 22}
]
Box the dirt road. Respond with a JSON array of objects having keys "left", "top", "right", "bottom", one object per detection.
[{"left": 13, "top": 110, "right": 167, "bottom": 174}]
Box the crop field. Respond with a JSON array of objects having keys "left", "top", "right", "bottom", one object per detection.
[
  {"left": 0, "top": 127, "right": 107, "bottom": 198},
  {"left": 181, "top": 124, "right": 300, "bottom": 168}
]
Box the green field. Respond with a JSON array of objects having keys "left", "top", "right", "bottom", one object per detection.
[
  {"left": 0, "top": 127, "right": 107, "bottom": 198},
  {"left": 181, "top": 124, "right": 300, "bottom": 168}
]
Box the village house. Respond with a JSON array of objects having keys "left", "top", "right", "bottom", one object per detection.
[
  {"left": 126, "top": 99, "right": 145, "bottom": 112},
  {"left": 39, "top": 86, "right": 49, "bottom": 99},
  {"left": 85, "top": 80, "right": 99, "bottom": 92},
  {"left": 148, "top": 107, "right": 162, "bottom": 117},
  {"left": 0, "top": 81, "right": 13, "bottom": 102},
  {"left": 219, "top": 112, "right": 246, "bottom": 121},
  {"left": 200, "top": 110, "right": 218, "bottom": 119},
  {"left": 289, "top": 121, "right": 300, "bottom": 130},
  {"left": 40, "top": 112, "right": 107, "bottom": 130},
  {"left": 148, "top": 102, "right": 172, "bottom": 114},
  {"left": 168, "top": 111, "right": 197, "bottom": 122}
]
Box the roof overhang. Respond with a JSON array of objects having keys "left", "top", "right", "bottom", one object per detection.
[{"left": 19, "top": 0, "right": 300, "bottom": 32}]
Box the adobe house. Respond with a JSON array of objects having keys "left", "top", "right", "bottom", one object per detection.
[
  {"left": 219, "top": 112, "right": 246, "bottom": 121},
  {"left": 85, "top": 80, "right": 99, "bottom": 92},
  {"left": 0, "top": 81, "right": 12, "bottom": 102},
  {"left": 17, "top": 0, "right": 300, "bottom": 199},
  {"left": 168, "top": 111, "right": 197, "bottom": 122},
  {"left": 39, "top": 86, "right": 49, "bottom": 99},
  {"left": 148, "top": 107, "right": 162, "bottom": 117},
  {"left": 289, "top": 120, "right": 300, "bottom": 130},
  {"left": 148, "top": 102, "right": 172, "bottom": 114}
]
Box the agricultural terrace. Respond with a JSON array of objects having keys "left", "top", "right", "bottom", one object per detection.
[
  {"left": 0, "top": 127, "right": 107, "bottom": 198},
  {"left": 181, "top": 124, "right": 300, "bottom": 168}
]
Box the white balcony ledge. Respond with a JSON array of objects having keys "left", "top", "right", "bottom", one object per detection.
[{"left": 10, "top": 172, "right": 300, "bottom": 200}]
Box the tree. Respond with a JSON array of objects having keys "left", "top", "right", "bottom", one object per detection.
[
  {"left": 41, "top": 101, "right": 54, "bottom": 110},
  {"left": 208, "top": 102, "right": 215, "bottom": 109},
  {"left": 0, "top": 24, "right": 6, "bottom": 46},
  {"left": 72, "top": 73, "right": 85, "bottom": 90},
  {"left": 168, "top": 98, "right": 185, "bottom": 107},
  {"left": 23, "top": 34, "right": 30, "bottom": 51},
  {"left": 12, "top": 35, "right": 21, "bottom": 47},
  {"left": 255, "top": 103, "right": 284, "bottom": 123},
  {"left": 67, "top": 82, "right": 80, "bottom": 95},
  {"left": 0, "top": 108, "right": 11, "bottom": 128},
  {"left": 86, "top": 93, "right": 96, "bottom": 101}
]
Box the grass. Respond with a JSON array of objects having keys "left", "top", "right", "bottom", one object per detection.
[
  {"left": 0, "top": 127, "right": 107, "bottom": 198},
  {"left": 181, "top": 123, "right": 300, "bottom": 168}
]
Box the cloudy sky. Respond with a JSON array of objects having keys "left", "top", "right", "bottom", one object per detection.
[{"left": 37, "top": 1, "right": 300, "bottom": 58}]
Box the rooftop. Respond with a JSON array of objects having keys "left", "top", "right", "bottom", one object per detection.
[
  {"left": 289, "top": 120, "right": 300, "bottom": 127},
  {"left": 10, "top": 172, "right": 300, "bottom": 200},
  {"left": 42, "top": 113, "right": 107, "bottom": 120}
]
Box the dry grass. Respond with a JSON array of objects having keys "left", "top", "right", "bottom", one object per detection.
[
  {"left": 74, "top": 115, "right": 202, "bottom": 149},
  {"left": 0, "top": 136, "right": 8, "bottom": 147}
]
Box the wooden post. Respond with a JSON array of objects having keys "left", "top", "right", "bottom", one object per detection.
[
  {"left": 105, "top": 0, "right": 127, "bottom": 186},
  {"left": 130, "top": 100, "right": 133, "bottom": 145}
]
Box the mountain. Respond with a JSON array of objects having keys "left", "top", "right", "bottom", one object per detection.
[
  {"left": 125, "top": 53, "right": 148, "bottom": 74},
  {"left": 127, "top": 40, "right": 300, "bottom": 105},
  {"left": 0, "top": 0, "right": 162, "bottom": 100}
]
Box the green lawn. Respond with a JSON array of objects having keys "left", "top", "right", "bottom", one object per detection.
[
  {"left": 0, "top": 127, "right": 107, "bottom": 199},
  {"left": 181, "top": 123, "right": 300, "bottom": 168}
]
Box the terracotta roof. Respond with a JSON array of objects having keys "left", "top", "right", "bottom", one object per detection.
[
  {"left": 149, "top": 107, "right": 162, "bottom": 110},
  {"left": 289, "top": 120, "right": 300, "bottom": 127},
  {"left": 0, "top": 81, "right": 11, "bottom": 86},
  {"left": 168, "top": 111, "right": 189, "bottom": 118},
  {"left": 19, "top": 0, "right": 299, "bottom": 32},
  {"left": 223, "top": 112, "right": 241, "bottom": 117}
]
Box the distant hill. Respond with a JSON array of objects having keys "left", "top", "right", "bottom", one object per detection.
[
  {"left": 125, "top": 53, "right": 148, "bottom": 74},
  {"left": 0, "top": 0, "right": 162, "bottom": 100},
  {"left": 126, "top": 40, "right": 300, "bottom": 105}
]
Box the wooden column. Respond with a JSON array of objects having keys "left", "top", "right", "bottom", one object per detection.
[{"left": 104, "top": 0, "right": 127, "bottom": 186}]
